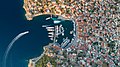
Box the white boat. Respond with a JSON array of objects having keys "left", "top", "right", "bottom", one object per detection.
[
  {"left": 56, "top": 25, "right": 59, "bottom": 34},
  {"left": 62, "top": 33, "right": 64, "bottom": 36},
  {"left": 60, "top": 24, "right": 62, "bottom": 27},
  {"left": 70, "top": 31, "right": 73, "bottom": 34},
  {"left": 55, "top": 25, "right": 59, "bottom": 36},
  {"left": 48, "top": 32, "right": 54, "bottom": 35},
  {"left": 47, "top": 28, "right": 54, "bottom": 31},
  {"left": 55, "top": 40, "right": 58, "bottom": 42},
  {"left": 46, "top": 27, "right": 54, "bottom": 29},
  {"left": 46, "top": 17, "right": 51, "bottom": 20},
  {"left": 59, "top": 24, "right": 62, "bottom": 33},
  {"left": 42, "top": 25, "right": 51, "bottom": 27},
  {"left": 50, "top": 38, "right": 53, "bottom": 40},
  {"left": 54, "top": 20, "right": 61, "bottom": 24},
  {"left": 48, "top": 35, "right": 53, "bottom": 37}
]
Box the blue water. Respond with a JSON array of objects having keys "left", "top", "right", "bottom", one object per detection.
[
  {"left": 56, "top": 20, "right": 74, "bottom": 45},
  {"left": 0, "top": 0, "right": 50, "bottom": 67},
  {"left": 0, "top": 0, "right": 74, "bottom": 67}
]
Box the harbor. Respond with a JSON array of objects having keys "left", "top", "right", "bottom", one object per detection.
[{"left": 24, "top": 0, "right": 120, "bottom": 66}]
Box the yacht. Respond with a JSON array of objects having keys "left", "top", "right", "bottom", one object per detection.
[
  {"left": 48, "top": 35, "right": 53, "bottom": 37},
  {"left": 46, "top": 27, "right": 54, "bottom": 31},
  {"left": 54, "top": 20, "right": 61, "bottom": 24},
  {"left": 48, "top": 32, "right": 54, "bottom": 35}
]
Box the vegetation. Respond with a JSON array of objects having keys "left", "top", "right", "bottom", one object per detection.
[{"left": 36, "top": 55, "right": 57, "bottom": 67}]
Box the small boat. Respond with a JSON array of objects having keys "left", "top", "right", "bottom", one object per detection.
[
  {"left": 70, "top": 31, "right": 73, "bottom": 34},
  {"left": 48, "top": 32, "right": 54, "bottom": 35},
  {"left": 47, "top": 28, "right": 54, "bottom": 31},
  {"left": 46, "top": 27, "right": 54, "bottom": 29},
  {"left": 42, "top": 25, "right": 49, "bottom": 27},
  {"left": 46, "top": 17, "right": 51, "bottom": 20},
  {"left": 62, "top": 33, "right": 64, "bottom": 36},
  {"left": 54, "top": 20, "right": 61, "bottom": 24},
  {"left": 50, "top": 38, "right": 53, "bottom": 40},
  {"left": 48, "top": 35, "right": 53, "bottom": 37}
]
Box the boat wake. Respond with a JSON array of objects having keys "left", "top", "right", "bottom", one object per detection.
[{"left": 3, "top": 31, "right": 29, "bottom": 67}]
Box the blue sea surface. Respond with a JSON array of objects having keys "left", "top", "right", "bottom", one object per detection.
[
  {"left": 0, "top": 0, "right": 50, "bottom": 67},
  {"left": 0, "top": 0, "right": 74, "bottom": 67}
]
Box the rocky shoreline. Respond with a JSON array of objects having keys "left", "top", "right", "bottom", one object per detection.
[{"left": 28, "top": 44, "right": 52, "bottom": 67}]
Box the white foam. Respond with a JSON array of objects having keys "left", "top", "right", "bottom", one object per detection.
[{"left": 3, "top": 31, "right": 29, "bottom": 67}]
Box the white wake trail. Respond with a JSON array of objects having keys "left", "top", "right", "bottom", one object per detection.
[{"left": 3, "top": 31, "right": 29, "bottom": 67}]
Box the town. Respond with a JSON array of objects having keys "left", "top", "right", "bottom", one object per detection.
[{"left": 23, "top": 0, "right": 120, "bottom": 67}]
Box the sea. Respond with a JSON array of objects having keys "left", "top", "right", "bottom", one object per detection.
[{"left": 0, "top": 0, "right": 74, "bottom": 67}]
